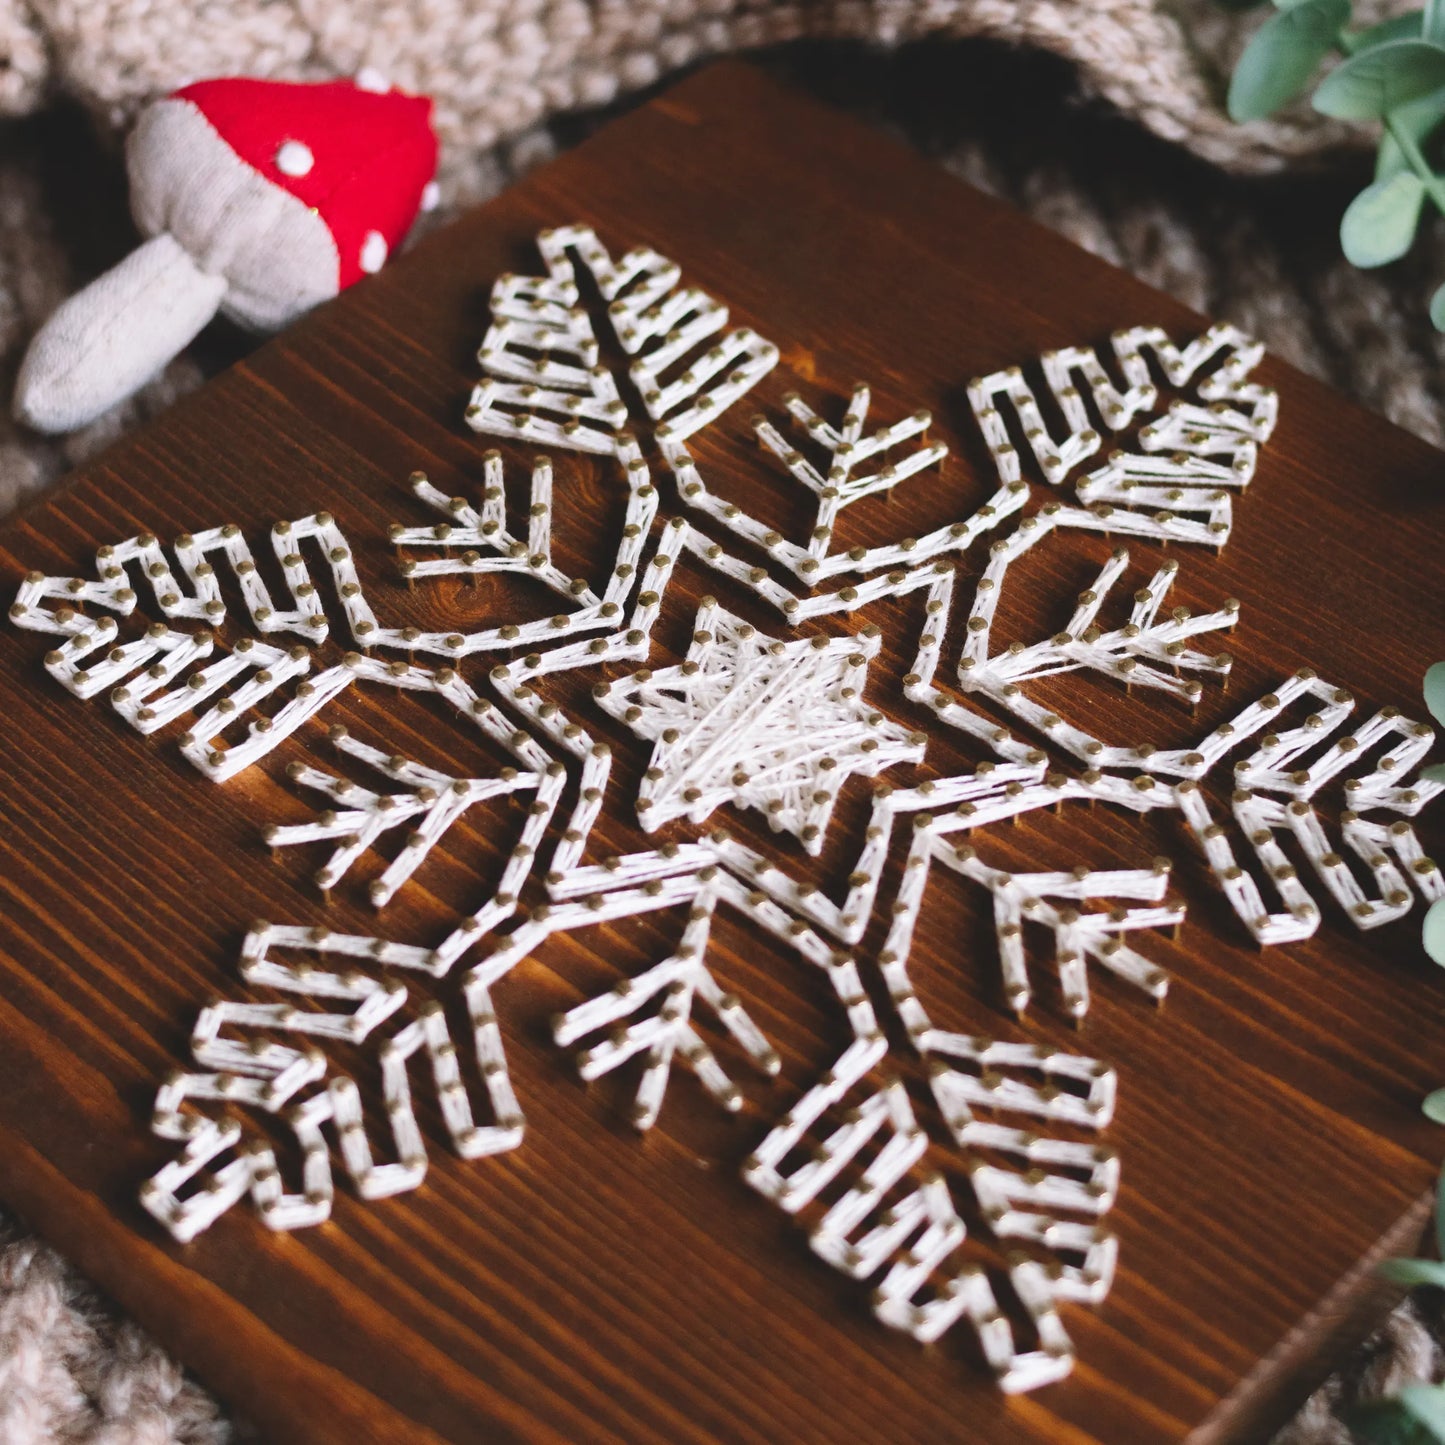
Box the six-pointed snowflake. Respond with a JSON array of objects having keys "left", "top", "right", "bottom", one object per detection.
[{"left": 8, "top": 221, "right": 1442, "bottom": 1398}]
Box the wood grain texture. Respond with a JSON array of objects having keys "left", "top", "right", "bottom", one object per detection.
[{"left": 1, "top": 61, "right": 1444, "bottom": 1444}]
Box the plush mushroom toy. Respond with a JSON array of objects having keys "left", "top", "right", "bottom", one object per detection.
[{"left": 15, "top": 75, "right": 439, "bottom": 434}]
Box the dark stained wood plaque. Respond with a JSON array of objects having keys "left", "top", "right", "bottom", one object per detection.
[{"left": 1, "top": 60, "right": 1443, "bottom": 1445}]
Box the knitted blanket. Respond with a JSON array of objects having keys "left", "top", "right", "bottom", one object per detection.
[
  {"left": 0, "top": 0, "right": 1370, "bottom": 171},
  {"left": 1, "top": 13, "right": 1443, "bottom": 1444}
]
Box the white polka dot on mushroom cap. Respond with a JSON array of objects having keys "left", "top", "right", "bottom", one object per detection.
[
  {"left": 275, "top": 140, "right": 314, "bottom": 177},
  {"left": 359, "top": 231, "right": 389, "bottom": 274}
]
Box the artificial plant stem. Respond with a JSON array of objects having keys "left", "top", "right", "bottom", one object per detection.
[
  {"left": 1331, "top": 25, "right": 1445, "bottom": 212},
  {"left": 1387, "top": 114, "right": 1445, "bottom": 214}
]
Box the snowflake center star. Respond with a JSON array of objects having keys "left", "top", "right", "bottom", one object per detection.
[{"left": 600, "top": 602, "right": 925, "bottom": 854}]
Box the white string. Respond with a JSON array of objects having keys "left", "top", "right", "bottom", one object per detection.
[
  {"left": 1175, "top": 672, "right": 1445, "bottom": 943},
  {"left": 967, "top": 322, "right": 1278, "bottom": 548},
  {"left": 141, "top": 922, "right": 523, "bottom": 1243},
  {"left": 265, "top": 725, "right": 543, "bottom": 905},
  {"left": 465, "top": 223, "right": 779, "bottom": 454},
  {"left": 594, "top": 598, "right": 924, "bottom": 854},
  {"left": 20, "top": 222, "right": 1443, "bottom": 1399},
  {"left": 668, "top": 386, "right": 1028, "bottom": 582},
  {"left": 952, "top": 510, "right": 1241, "bottom": 774}
]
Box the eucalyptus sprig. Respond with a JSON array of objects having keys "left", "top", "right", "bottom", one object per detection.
[
  {"left": 1424, "top": 663, "right": 1445, "bottom": 965},
  {"left": 1349, "top": 1091, "right": 1445, "bottom": 1444},
  {"left": 1226, "top": 0, "right": 1445, "bottom": 328}
]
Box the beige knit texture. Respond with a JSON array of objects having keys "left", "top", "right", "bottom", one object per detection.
[
  {"left": 2, "top": 19, "right": 1444, "bottom": 1445},
  {"left": 0, "top": 1221, "right": 229, "bottom": 1443},
  {"left": 0, "top": 0, "right": 1392, "bottom": 172}
]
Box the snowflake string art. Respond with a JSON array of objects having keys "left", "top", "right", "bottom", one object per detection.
[
  {"left": 594, "top": 599, "right": 924, "bottom": 850},
  {"left": 9, "top": 222, "right": 1443, "bottom": 1395}
]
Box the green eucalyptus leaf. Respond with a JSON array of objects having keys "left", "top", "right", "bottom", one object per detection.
[
  {"left": 1424, "top": 897, "right": 1445, "bottom": 966},
  {"left": 1354, "top": 12, "right": 1425, "bottom": 51},
  {"left": 1349, "top": 1396, "right": 1441, "bottom": 1445},
  {"left": 1314, "top": 40, "right": 1445, "bottom": 119},
  {"left": 1376, "top": 86, "right": 1445, "bottom": 178},
  {"left": 1437, "top": 1157, "right": 1445, "bottom": 1260},
  {"left": 1428, "top": 0, "right": 1445, "bottom": 47},
  {"left": 1425, "top": 662, "right": 1445, "bottom": 725},
  {"left": 1423, "top": 764, "right": 1445, "bottom": 784},
  {"left": 1231, "top": 0, "right": 1353, "bottom": 121},
  {"left": 1379, "top": 1258, "right": 1445, "bottom": 1287},
  {"left": 1424, "top": 1089, "right": 1445, "bottom": 1124},
  {"left": 1431, "top": 280, "right": 1445, "bottom": 330},
  {"left": 1341, "top": 172, "right": 1426, "bottom": 265},
  {"left": 1398, "top": 1384, "right": 1445, "bottom": 1440}
]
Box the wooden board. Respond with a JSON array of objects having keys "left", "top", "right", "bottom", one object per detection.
[{"left": 1, "top": 61, "right": 1444, "bottom": 1445}]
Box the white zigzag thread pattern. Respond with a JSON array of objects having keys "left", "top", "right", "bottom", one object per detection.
[
  {"left": 743, "top": 1020, "right": 1118, "bottom": 1393},
  {"left": 953, "top": 509, "right": 1241, "bottom": 772},
  {"left": 386, "top": 450, "right": 655, "bottom": 652},
  {"left": 967, "top": 323, "right": 1278, "bottom": 548},
  {"left": 12, "top": 446, "right": 665, "bottom": 673},
  {"left": 465, "top": 223, "right": 779, "bottom": 455},
  {"left": 9, "top": 223, "right": 1441, "bottom": 1395},
  {"left": 1174, "top": 670, "right": 1445, "bottom": 944},
  {"left": 9, "top": 444, "right": 672, "bottom": 780},
  {"left": 487, "top": 867, "right": 1123, "bottom": 1394},
  {"left": 143, "top": 923, "right": 523, "bottom": 1243},
  {"left": 874, "top": 512, "right": 1443, "bottom": 945}
]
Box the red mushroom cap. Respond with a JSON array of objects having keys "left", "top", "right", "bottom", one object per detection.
[{"left": 174, "top": 77, "right": 438, "bottom": 288}]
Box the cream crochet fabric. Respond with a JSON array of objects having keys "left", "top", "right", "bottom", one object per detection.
[
  {"left": 0, "top": 1223, "right": 229, "bottom": 1445},
  {"left": 0, "top": 0, "right": 1372, "bottom": 173},
  {"left": 2, "top": 9, "right": 1445, "bottom": 1444}
]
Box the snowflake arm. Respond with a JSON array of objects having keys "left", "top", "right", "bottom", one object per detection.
[
  {"left": 465, "top": 224, "right": 779, "bottom": 456},
  {"left": 265, "top": 726, "right": 541, "bottom": 904},
  {"left": 1175, "top": 671, "right": 1445, "bottom": 944},
  {"left": 552, "top": 886, "right": 781, "bottom": 1129},
  {"left": 141, "top": 924, "right": 525, "bottom": 1242},
  {"left": 967, "top": 322, "right": 1277, "bottom": 548}
]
